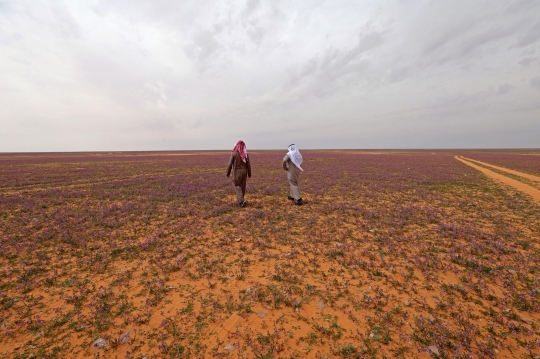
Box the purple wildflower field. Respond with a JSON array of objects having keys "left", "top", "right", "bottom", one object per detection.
[
  {"left": 0, "top": 151, "right": 539, "bottom": 358},
  {"left": 460, "top": 151, "right": 540, "bottom": 176}
]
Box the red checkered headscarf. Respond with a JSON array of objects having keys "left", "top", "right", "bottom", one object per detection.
[{"left": 232, "top": 140, "right": 247, "bottom": 163}]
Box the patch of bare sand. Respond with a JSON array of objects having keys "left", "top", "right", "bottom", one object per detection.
[{"left": 456, "top": 156, "right": 540, "bottom": 202}]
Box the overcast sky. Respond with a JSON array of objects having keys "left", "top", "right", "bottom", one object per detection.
[{"left": 1, "top": 0, "right": 539, "bottom": 151}]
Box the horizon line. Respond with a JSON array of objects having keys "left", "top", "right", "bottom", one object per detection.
[{"left": 1, "top": 147, "right": 540, "bottom": 155}]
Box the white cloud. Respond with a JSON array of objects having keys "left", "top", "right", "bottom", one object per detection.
[{"left": 0, "top": 0, "right": 539, "bottom": 151}]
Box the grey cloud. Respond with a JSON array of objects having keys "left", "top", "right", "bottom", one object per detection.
[
  {"left": 386, "top": 66, "right": 412, "bottom": 84},
  {"left": 285, "top": 30, "right": 384, "bottom": 97},
  {"left": 519, "top": 55, "right": 539, "bottom": 66},
  {"left": 184, "top": 28, "right": 223, "bottom": 62},
  {"left": 503, "top": 0, "right": 537, "bottom": 14},
  {"left": 419, "top": 2, "right": 539, "bottom": 66},
  {"left": 244, "top": 0, "right": 261, "bottom": 16},
  {"left": 90, "top": 0, "right": 202, "bottom": 27},
  {"left": 247, "top": 26, "right": 265, "bottom": 45},
  {"left": 1, "top": 32, "right": 23, "bottom": 47},
  {"left": 143, "top": 117, "right": 176, "bottom": 131},
  {"left": 424, "top": 21, "right": 474, "bottom": 54},
  {"left": 514, "top": 21, "right": 540, "bottom": 48},
  {"left": 531, "top": 76, "right": 540, "bottom": 91},
  {"left": 287, "top": 58, "right": 319, "bottom": 88},
  {"left": 45, "top": 0, "right": 83, "bottom": 39},
  {"left": 240, "top": 1, "right": 284, "bottom": 47},
  {"left": 458, "top": 26, "right": 515, "bottom": 56},
  {"left": 497, "top": 83, "right": 513, "bottom": 95},
  {"left": 434, "top": 91, "right": 492, "bottom": 109},
  {"left": 356, "top": 31, "right": 385, "bottom": 53},
  {"left": 427, "top": 24, "right": 516, "bottom": 65},
  {"left": 183, "top": 1, "right": 282, "bottom": 65}
]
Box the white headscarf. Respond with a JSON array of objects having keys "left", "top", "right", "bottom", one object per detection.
[{"left": 287, "top": 144, "right": 303, "bottom": 171}]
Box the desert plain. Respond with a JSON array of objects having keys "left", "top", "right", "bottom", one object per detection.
[{"left": 0, "top": 150, "right": 539, "bottom": 359}]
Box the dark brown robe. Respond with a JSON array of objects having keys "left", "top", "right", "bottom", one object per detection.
[{"left": 226, "top": 152, "right": 251, "bottom": 203}]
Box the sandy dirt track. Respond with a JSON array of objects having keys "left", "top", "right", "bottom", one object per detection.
[
  {"left": 461, "top": 156, "right": 540, "bottom": 182},
  {"left": 456, "top": 156, "right": 540, "bottom": 202}
]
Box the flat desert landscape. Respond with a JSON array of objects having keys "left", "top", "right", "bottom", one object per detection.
[{"left": 1, "top": 150, "right": 539, "bottom": 359}]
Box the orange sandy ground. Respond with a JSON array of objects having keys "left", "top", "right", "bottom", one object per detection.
[{"left": 0, "top": 150, "right": 539, "bottom": 359}]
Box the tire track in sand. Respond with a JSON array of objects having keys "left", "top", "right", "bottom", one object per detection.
[
  {"left": 459, "top": 156, "right": 540, "bottom": 182},
  {"left": 456, "top": 156, "right": 540, "bottom": 203}
]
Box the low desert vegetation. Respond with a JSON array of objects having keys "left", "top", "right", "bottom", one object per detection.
[{"left": 0, "top": 150, "right": 539, "bottom": 358}]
